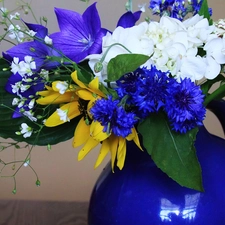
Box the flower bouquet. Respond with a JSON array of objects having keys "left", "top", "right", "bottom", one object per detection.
[{"left": 0, "top": 0, "right": 225, "bottom": 193}]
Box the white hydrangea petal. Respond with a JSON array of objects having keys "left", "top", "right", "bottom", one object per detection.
[
  {"left": 204, "top": 56, "right": 221, "bottom": 79},
  {"left": 180, "top": 56, "right": 206, "bottom": 81}
]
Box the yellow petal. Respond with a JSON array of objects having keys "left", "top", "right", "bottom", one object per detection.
[
  {"left": 108, "top": 135, "right": 119, "bottom": 172},
  {"left": 128, "top": 128, "right": 143, "bottom": 151},
  {"left": 94, "top": 139, "right": 110, "bottom": 169},
  {"left": 45, "top": 101, "right": 80, "bottom": 127},
  {"left": 37, "top": 92, "right": 77, "bottom": 105},
  {"left": 71, "top": 71, "right": 105, "bottom": 98},
  {"left": 76, "top": 89, "right": 94, "bottom": 101},
  {"left": 73, "top": 118, "right": 90, "bottom": 148},
  {"left": 78, "top": 137, "right": 99, "bottom": 161},
  {"left": 90, "top": 121, "right": 109, "bottom": 142},
  {"left": 71, "top": 71, "right": 87, "bottom": 89},
  {"left": 37, "top": 90, "right": 54, "bottom": 97},
  {"left": 88, "top": 77, "right": 105, "bottom": 97},
  {"left": 116, "top": 137, "right": 127, "bottom": 170}
]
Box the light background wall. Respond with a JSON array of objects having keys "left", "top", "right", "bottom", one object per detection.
[{"left": 0, "top": 0, "right": 224, "bottom": 202}]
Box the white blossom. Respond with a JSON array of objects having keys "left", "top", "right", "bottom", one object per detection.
[
  {"left": 39, "top": 69, "right": 49, "bottom": 80},
  {"left": 10, "top": 12, "right": 20, "bottom": 20},
  {"left": 16, "top": 123, "right": 33, "bottom": 138},
  {"left": 11, "top": 56, "right": 36, "bottom": 76},
  {"left": 0, "top": 7, "right": 8, "bottom": 18},
  {"left": 26, "top": 30, "right": 37, "bottom": 37},
  {"left": 8, "top": 24, "right": 24, "bottom": 42},
  {"left": 44, "top": 36, "right": 53, "bottom": 45},
  {"left": 57, "top": 109, "right": 70, "bottom": 122},
  {"left": 56, "top": 81, "right": 69, "bottom": 94},
  {"left": 23, "top": 111, "right": 37, "bottom": 122}
]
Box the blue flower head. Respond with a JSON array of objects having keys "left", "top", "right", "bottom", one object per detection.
[
  {"left": 149, "top": 0, "right": 186, "bottom": 20},
  {"left": 90, "top": 96, "right": 137, "bottom": 138},
  {"left": 165, "top": 78, "right": 206, "bottom": 133},
  {"left": 116, "top": 66, "right": 172, "bottom": 118}
]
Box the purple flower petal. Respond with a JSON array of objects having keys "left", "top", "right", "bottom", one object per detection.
[
  {"left": 50, "top": 3, "right": 107, "bottom": 62},
  {"left": 24, "top": 22, "right": 48, "bottom": 39},
  {"left": 117, "top": 11, "right": 142, "bottom": 28}
]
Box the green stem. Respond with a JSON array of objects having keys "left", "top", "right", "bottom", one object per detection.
[
  {"left": 204, "top": 84, "right": 225, "bottom": 106},
  {"left": 126, "top": 0, "right": 133, "bottom": 12}
]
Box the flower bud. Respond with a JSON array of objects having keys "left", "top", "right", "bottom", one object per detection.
[{"left": 94, "top": 61, "right": 103, "bottom": 73}]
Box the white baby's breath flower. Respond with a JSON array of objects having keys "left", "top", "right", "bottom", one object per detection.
[
  {"left": 56, "top": 81, "right": 69, "bottom": 94},
  {"left": 44, "top": 36, "right": 53, "bottom": 45},
  {"left": 10, "top": 12, "right": 20, "bottom": 20},
  {"left": 11, "top": 56, "right": 36, "bottom": 76},
  {"left": 0, "top": 7, "right": 8, "bottom": 18},
  {"left": 16, "top": 123, "right": 33, "bottom": 138},
  {"left": 39, "top": 69, "right": 49, "bottom": 80},
  {"left": 26, "top": 30, "right": 37, "bottom": 37},
  {"left": 23, "top": 159, "right": 30, "bottom": 167},
  {"left": 11, "top": 57, "right": 20, "bottom": 74},
  {"left": 8, "top": 24, "right": 24, "bottom": 42},
  {"left": 12, "top": 98, "right": 20, "bottom": 106},
  {"left": 28, "top": 99, "right": 35, "bottom": 109},
  {"left": 57, "top": 109, "right": 70, "bottom": 122},
  {"left": 23, "top": 111, "right": 37, "bottom": 122}
]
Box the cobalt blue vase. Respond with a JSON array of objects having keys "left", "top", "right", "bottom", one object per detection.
[{"left": 88, "top": 101, "right": 225, "bottom": 225}]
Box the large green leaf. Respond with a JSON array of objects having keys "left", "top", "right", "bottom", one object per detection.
[
  {"left": 138, "top": 113, "right": 203, "bottom": 191},
  {"left": 198, "top": 0, "right": 213, "bottom": 25},
  {"left": 0, "top": 58, "right": 79, "bottom": 146},
  {"left": 107, "top": 54, "right": 149, "bottom": 82}
]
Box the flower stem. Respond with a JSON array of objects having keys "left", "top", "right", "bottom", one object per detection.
[
  {"left": 204, "top": 84, "right": 225, "bottom": 106},
  {"left": 126, "top": 0, "right": 133, "bottom": 12}
]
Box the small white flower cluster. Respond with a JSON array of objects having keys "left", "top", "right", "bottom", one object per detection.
[
  {"left": 88, "top": 14, "right": 225, "bottom": 83},
  {"left": 8, "top": 24, "right": 24, "bottom": 43},
  {"left": 16, "top": 123, "right": 33, "bottom": 138},
  {"left": 11, "top": 56, "right": 36, "bottom": 76},
  {"left": 10, "top": 56, "right": 39, "bottom": 122},
  {"left": 1, "top": 7, "right": 38, "bottom": 43}
]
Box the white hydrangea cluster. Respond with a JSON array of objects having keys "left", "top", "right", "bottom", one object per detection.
[{"left": 88, "top": 14, "right": 225, "bottom": 83}]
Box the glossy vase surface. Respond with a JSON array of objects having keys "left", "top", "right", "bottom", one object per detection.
[{"left": 88, "top": 127, "right": 225, "bottom": 225}]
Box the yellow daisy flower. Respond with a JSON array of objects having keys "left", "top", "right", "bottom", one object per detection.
[
  {"left": 74, "top": 119, "right": 142, "bottom": 171},
  {"left": 36, "top": 71, "right": 105, "bottom": 127}
]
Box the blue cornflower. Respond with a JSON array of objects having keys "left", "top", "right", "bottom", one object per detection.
[
  {"left": 164, "top": 78, "right": 206, "bottom": 133},
  {"left": 116, "top": 66, "right": 172, "bottom": 118},
  {"left": 90, "top": 96, "right": 137, "bottom": 138},
  {"left": 149, "top": 0, "right": 186, "bottom": 20}
]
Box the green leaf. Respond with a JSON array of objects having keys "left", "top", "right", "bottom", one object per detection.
[
  {"left": 107, "top": 54, "right": 149, "bottom": 82},
  {"left": 138, "top": 113, "right": 203, "bottom": 191},
  {"left": 0, "top": 58, "right": 79, "bottom": 146},
  {"left": 198, "top": 0, "right": 213, "bottom": 25}
]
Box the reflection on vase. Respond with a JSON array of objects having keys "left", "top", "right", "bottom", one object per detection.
[{"left": 160, "top": 193, "right": 201, "bottom": 222}]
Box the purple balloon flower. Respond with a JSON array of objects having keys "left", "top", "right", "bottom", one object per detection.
[
  {"left": 50, "top": 3, "right": 108, "bottom": 63},
  {"left": 117, "top": 10, "right": 142, "bottom": 28}
]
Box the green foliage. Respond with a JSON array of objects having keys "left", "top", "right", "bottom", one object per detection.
[
  {"left": 0, "top": 58, "right": 79, "bottom": 146},
  {"left": 138, "top": 112, "right": 203, "bottom": 191},
  {"left": 107, "top": 54, "right": 149, "bottom": 82},
  {"left": 198, "top": 0, "right": 213, "bottom": 25}
]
